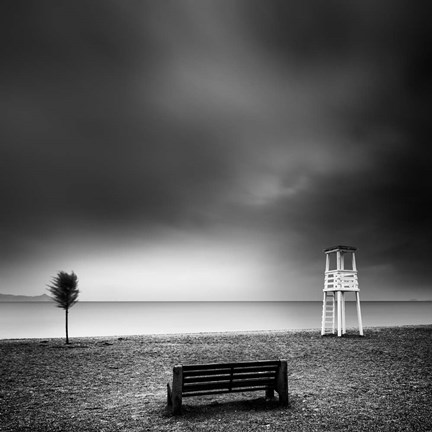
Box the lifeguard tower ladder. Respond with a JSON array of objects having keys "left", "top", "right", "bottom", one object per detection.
[{"left": 321, "top": 245, "right": 363, "bottom": 337}]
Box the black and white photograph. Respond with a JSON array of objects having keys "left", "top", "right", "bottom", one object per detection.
[{"left": 1, "top": 1, "right": 431, "bottom": 430}]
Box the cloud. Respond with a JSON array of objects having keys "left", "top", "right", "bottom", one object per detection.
[{"left": 1, "top": 1, "right": 431, "bottom": 298}]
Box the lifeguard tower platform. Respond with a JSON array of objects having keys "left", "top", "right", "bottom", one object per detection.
[{"left": 321, "top": 245, "right": 364, "bottom": 337}]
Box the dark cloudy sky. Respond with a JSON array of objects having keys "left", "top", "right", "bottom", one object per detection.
[{"left": 1, "top": 1, "right": 431, "bottom": 301}]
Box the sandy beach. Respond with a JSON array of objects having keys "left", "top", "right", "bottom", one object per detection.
[{"left": 1, "top": 325, "right": 431, "bottom": 431}]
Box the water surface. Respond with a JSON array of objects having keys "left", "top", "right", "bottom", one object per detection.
[{"left": 0, "top": 301, "right": 431, "bottom": 339}]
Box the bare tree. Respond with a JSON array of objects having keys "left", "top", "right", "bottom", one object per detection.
[{"left": 47, "top": 271, "right": 79, "bottom": 344}]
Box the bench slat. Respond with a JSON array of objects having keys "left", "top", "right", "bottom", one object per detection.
[
  {"left": 182, "top": 387, "right": 269, "bottom": 398},
  {"left": 182, "top": 360, "right": 280, "bottom": 371},
  {"left": 183, "top": 374, "right": 231, "bottom": 383},
  {"left": 183, "top": 365, "right": 279, "bottom": 377},
  {"left": 183, "top": 371, "right": 277, "bottom": 383},
  {"left": 183, "top": 369, "right": 234, "bottom": 377},
  {"left": 183, "top": 378, "right": 275, "bottom": 393}
]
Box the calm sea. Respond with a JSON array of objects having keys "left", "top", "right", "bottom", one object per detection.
[{"left": 0, "top": 301, "right": 431, "bottom": 340}]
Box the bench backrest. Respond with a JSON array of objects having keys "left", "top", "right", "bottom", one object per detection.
[{"left": 181, "top": 360, "right": 281, "bottom": 397}]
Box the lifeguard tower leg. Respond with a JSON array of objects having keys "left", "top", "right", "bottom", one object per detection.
[
  {"left": 337, "top": 291, "right": 342, "bottom": 337},
  {"left": 356, "top": 292, "right": 364, "bottom": 336},
  {"left": 341, "top": 292, "right": 346, "bottom": 334},
  {"left": 321, "top": 292, "right": 327, "bottom": 335}
]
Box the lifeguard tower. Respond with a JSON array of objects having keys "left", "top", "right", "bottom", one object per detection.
[{"left": 321, "top": 245, "right": 363, "bottom": 337}]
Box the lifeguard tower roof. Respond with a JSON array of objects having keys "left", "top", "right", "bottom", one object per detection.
[{"left": 324, "top": 245, "right": 357, "bottom": 253}]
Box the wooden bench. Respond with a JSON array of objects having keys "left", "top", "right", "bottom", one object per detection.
[{"left": 167, "top": 359, "right": 288, "bottom": 414}]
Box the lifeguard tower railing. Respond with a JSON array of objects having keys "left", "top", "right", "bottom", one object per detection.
[{"left": 324, "top": 270, "right": 359, "bottom": 292}]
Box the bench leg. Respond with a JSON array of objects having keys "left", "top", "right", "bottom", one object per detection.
[
  {"left": 167, "top": 383, "right": 173, "bottom": 407},
  {"left": 171, "top": 365, "right": 183, "bottom": 415},
  {"left": 275, "top": 360, "right": 289, "bottom": 407},
  {"left": 265, "top": 388, "right": 275, "bottom": 400}
]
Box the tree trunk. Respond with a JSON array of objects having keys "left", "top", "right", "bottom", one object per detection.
[{"left": 65, "top": 308, "right": 69, "bottom": 344}]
